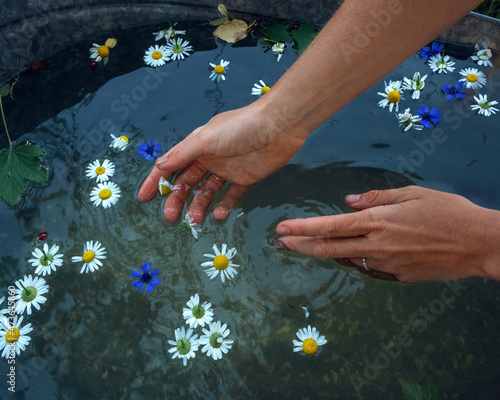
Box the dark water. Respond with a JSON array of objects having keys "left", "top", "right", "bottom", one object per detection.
[{"left": 0, "top": 19, "right": 500, "bottom": 400}]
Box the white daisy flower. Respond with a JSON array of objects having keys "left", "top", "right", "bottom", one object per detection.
[
  {"left": 158, "top": 177, "right": 179, "bottom": 195},
  {"left": 458, "top": 67, "right": 487, "bottom": 90},
  {"left": 183, "top": 294, "right": 214, "bottom": 328},
  {"left": 402, "top": 72, "right": 427, "bottom": 99},
  {"left": 201, "top": 243, "right": 239, "bottom": 283},
  {"left": 165, "top": 38, "right": 193, "bottom": 61},
  {"left": 272, "top": 42, "right": 285, "bottom": 61},
  {"left": 109, "top": 134, "right": 129, "bottom": 151},
  {"left": 397, "top": 108, "right": 423, "bottom": 132},
  {"left": 14, "top": 275, "right": 49, "bottom": 316},
  {"left": 90, "top": 181, "right": 121, "bottom": 209},
  {"left": 199, "top": 320, "right": 234, "bottom": 360},
  {"left": 427, "top": 54, "right": 455, "bottom": 73},
  {"left": 71, "top": 241, "right": 107, "bottom": 273},
  {"left": 471, "top": 42, "right": 493, "bottom": 67},
  {"left": 209, "top": 59, "right": 230, "bottom": 82},
  {"left": 251, "top": 80, "right": 271, "bottom": 96},
  {"left": 377, "top": 80, "right": 404, "bottom": 112},
  {"left": 0, "top": 316, "right": 33, "bottom": 359},
  {"left": 182, "top": 213, "right": 200, "bottom": 239},
  {"left": 292, "top": 325, "right": 327, "bottom": 356},
  {"left": 470, "top": 94, "right": 499, "bottom": 117},
  {"left": 144, "top": 45, "right": 171, "bottom": 68},
  {"left": 28, "top": 243, "right": 64, "bottom": 276},
  {"left": 89, "top": 43, "right": 110, "bottom": 65},
  {"left": 153, "top": 26, "right": 186, "bottom": 41},
  {"left": 85, "top": 159, "right": 115, "bottom": 183},
  {"left": 167, "top": 326, "right": 199, "bottom": 366}
]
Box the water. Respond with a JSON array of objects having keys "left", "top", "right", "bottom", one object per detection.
[{"left": 0, "top": 19, "right": 500, "bottom": 400}]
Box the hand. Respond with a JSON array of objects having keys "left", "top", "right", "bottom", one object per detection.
[
  {"left": 276, "top": 186, "right": 500, "bottom": 283},
  {"left": 137, "top": 102, "right": 306, "bottom": 223}
]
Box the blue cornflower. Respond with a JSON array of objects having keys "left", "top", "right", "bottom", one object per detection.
[
  {"left": 130, "top": 262, "right": 161, "bottom": 293},
  {"left": 415, "top": 105, "right": 441, "bottom": 128},
  {"left": 442, "top": 81, "right": 466, "bottom": 100},
  {"left": 138, "top": 140, "right": 161, "bottom": 161},
  {"left": 419, "top": 42, "right": 444, "bottom": 59}
]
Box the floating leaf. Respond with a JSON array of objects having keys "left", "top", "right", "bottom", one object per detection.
[
  {"left": 218, "top": 4, "right": 228, "bottom": 17},
  {"left": 399, "top": 378, "right": 442, "bottom": 400},
  {"left": 0, "top": 144, "right": 48, "bottom": 206},
  {"left": 105, "top": 38, "right": 117, "bottom": 48},
  {"left": 261, "top": 19, "right": 292, "bottom": 43},
  {"left": 291, "top": 21, "right": 316, "bottom": 54},
  {"left": 209, "top": 3, "right": 229, "bottom": 25},
  {"left": 213, "top": 19, "right": 252, "bottom": 43},
  {"left": 0, "top": 85, "right": 9, "bottom": 98}
]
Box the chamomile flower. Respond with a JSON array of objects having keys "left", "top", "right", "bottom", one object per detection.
[
  {"left": 470, "top": 94, "right": 499, "bottom": 117},
  {"left": 168, "top": 326, "right": 199, "bottom": 366},
  {"left": 174, "top": 213, "right": 201, "bottom": 239},
  {"left": 166, "top": 38, "right": 193, "bottom": 60},
  {"left": 272, "top": 42, "right": 285, "bottom": 61},
  {"left": 471, "top": 42, "right": 493, "bottom": 67},
  {"left": 201, "top": 243, "right": 239, "bottom": 283},
  {"left": 251, "top": 80, "right": 271, "bottom": 96},
  {"left": 402, "top": 72, "right": 427, "bottom": 99},
  {"left": 85, "top": 159, "right": 115, "bottom": 182},
  {"left": 458, "top": 67, "right": 487, "bottom": 90},
  {"left": 14, "top": 275, "right": 49, "bottom": 316},
  {"left": 427, "top": 54, "right": 455, "bottom": 73},
  {"left": 397, "top": 108, "right": 423, "bottom": 132},
  {"left": 158, "top": 177, "right": 178, "bottom": 195},
  {"left": 90, "top": 43, "right": 110, "bottom": 64},
  {"left": 138, "top": 140, "right": 162, "bottom": 160},
  {"left": 377, "top": 80, "right": 404, "bottom": 112},
  {"left": 419, "top": 42, "right": 444, "bottom": 59},
  {"left": 209, "top": 59, "right": 230, "bottom": 82},
  {"left": 415, "top": 105, "right": 441, "bottom": 128},
  {"left": 109, "top": 134, "right": 129, "bottom": 151},
  {"left": 130, "top": 262, "right": 161, "bottom": 293},
  {"left": 183, "top": 294, "right": 214, "bottom": 328},
  {"left": 144, "top": 45, "right": 171, "bottom": 68},
  {"left": 292, "top": 325, "right": 327, "bottom": 356},
  {"left": 153, "top": 26, "right": 186, "bottom": 41},
  {"left": 90, "top": 181, "right": 121, "bottom": 209},
  {"left": 442, "top": 81, "right": 466, "bottom": 100},
  {"left": 199, "top": 320, "right": 234, "bottom": 360},
  {"left": 0, "top": 316, "right": 33, "bottom": 359},
  {"left": 71, "top": 240, "right": 107, "bottom": 273},
  {"left": 28, "top": 243, "right": 64, "bottom": 276}
]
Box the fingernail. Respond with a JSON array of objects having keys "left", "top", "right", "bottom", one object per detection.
[
  {"left": 345, "top": 194, "right": 361, "bottom": 204},
  {"left": 276, "top": 225, "right": 290, "bottom": 235},
  {"left": 155, "top": 155, "right": 168, "bottom": 169},
  {"left": 271, "top": 237, "right": 289, "bottom": 250}
]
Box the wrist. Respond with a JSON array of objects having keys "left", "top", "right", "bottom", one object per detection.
[{"left": 476, "top": 208, "right": 500, "bottom": 281}]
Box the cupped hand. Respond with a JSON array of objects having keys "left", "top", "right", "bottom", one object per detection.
[
  {"left": 137, "top": 101, "right": 306, "bottom": 223},
  {"left": 276, "top": 186, "right": 500, "bottom": 283}
]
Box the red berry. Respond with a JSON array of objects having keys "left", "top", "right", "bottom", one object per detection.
[
  {"left": 292, "top": 23, "right": 300, "bottom": 30},
  {"left": 38, "top": 232, "right": 48, "bottom": 241},
  {"left": 89, "top": 61, "right": 98, "bottom": 69}
]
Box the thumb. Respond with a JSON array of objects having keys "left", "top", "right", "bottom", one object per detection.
[
  {"left": 155, "top": 130, "right": 205, "bottom": 173},
  {"left": 345, "top": 186, "right": 419, "bottom": 211}
]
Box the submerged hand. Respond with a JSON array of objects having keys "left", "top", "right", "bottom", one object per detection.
[{"left": 276, "top": 186, "right": 500, "bottom": 283}]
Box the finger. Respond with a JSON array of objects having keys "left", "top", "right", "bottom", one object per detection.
[
  {"left": 137, "top": 165, "right": 169, "bottom": 203},
  {"left": 213, "top": 183, "right": 250, "bottom": 220},
  {"left": 344, "top": 186, "right": 420, "bottom": 211},
  {"left": 277, "top": 235, "right": 368, "bottom": 259},
  {"left": 155, "top": 129, "right": 206, "bottom": 172},
  {"left": 188, "top": 174, "right": 228, "bottom": 223}
]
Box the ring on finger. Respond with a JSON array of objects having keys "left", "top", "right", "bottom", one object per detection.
[
  {"left": 210, "top": 173, "right": 227, "bottom": 184},
  {"left": 362, "top": 257, "right": 370, "bottom": 271}
]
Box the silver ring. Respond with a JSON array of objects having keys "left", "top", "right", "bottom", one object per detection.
[{"left": 362, "top": 257, "right": 370, "bottom": 271}]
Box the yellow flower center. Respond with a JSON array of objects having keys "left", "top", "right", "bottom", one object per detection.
[
  {"left": 118, "top": 136, "right": 129, "bottom": 143},
  {"left": 213, "top": 255, "right": 229, "bottom": 270},
  {"left": 159, "top": 184, "right": 172, "bottom": 195},
  {"left": 152, "top": 51, "right": 162, "bottom": 60},
  {"left": 214, "top": 65, "right": 225, "bottom": 75},
  {"left": 82, "top": 250, "right": 95, "bottom": 263},
  {"left": 5, "top": 328, "right": 20, "bottom": 343},
  {"left": 261, "top": 86, "right": 271, "bottom": 95},
  {"left": 95, "top": 166, "right": 105, "bottom": 175},
  {"left": 466, "top": 73, "right": 478, "bottom": 82},
  {"left": 99, "top": 189, "right": 112, "bottom": 200},
  {"left": 387, "top": 90, "right": 400, "bottom": 103},
  {"left": 97, "top": 45, "right": 110, "bottom": 58},
  {"left": 302, "top": 338, "right": 318, "bottom": 355}
]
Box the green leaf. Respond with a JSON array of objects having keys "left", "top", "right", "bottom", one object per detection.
[
  {"left": 261, "top": 19, "right": 292, "bottom": 43},
  {"left": 290, "top": 21, "right": 316, "bottom": 54},
  {"left": 400, "top": 379, "right": 425, "bottom": 400},
  {"left": 0, "top": 85, "right": 9, "bottom": 97},
  {"left": 0, "top": 144, "right": 48, "bottom": 206}
]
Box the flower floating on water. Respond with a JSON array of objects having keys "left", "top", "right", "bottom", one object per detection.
[
  {"left": 28, "top": 242, "right": 64, "bottom": 276},
  {"left": 173, "top": 213, "right": 201, "bottom": 239},
  {"left": 292, "top": 325, "right": 327, "bottom": 356},
  {"left": 90, "top": 43, "right": 111, "bottom": 65},
  {"left": 209, "top": 59, "right": 230, "bottom": 82},
  {"left": 14, "top": 275, "right": 49, "bottom": 315},
  {"left": 272, "top": 42, "right": 285, "bottom": 61},
  {"left": 458, "top": 67, "right": 487, "bottom": 90},
  {"left": 90, "top": 181, "right": 121, "bottom": 209},
  {"left": 402, "top": 72, "right": 427, "bottom": 99},
  {"left": 166, "top": 38, "right": 193, "bottom": 61},
  {"left": 415, "top": 105, "right": 441, "bottom": 128},
  {"left": 109, "top": 134, "right": 129, "bottom": 151},
  {"left": 418, "top": 42, "right": 444, "bottom": 59},
  {"left": 427, "top": 53, "right": 455, "bottom": 73},
  {"left": 470, "top": 93, "right": 499, "bottom": 117},
  {"left": 183, "top": 294, "right": 214, "bottom": 328},
  {"left": 158, "top": 177, "right": 178, "bottom": 195},
  {"left": 397, "top": 108, "right": 423, "bottom": 132},
  {"left": 153, "top": 26, "right": 186, "bottom": 41},
  {"left": 201, "top": 243, "right": 239, "bottom": 283},
  {"left": 130, "top": 262, "right": 162, "bottom": 293},
  {"left": 251, "top": 80, "right": 271, "bottom": 96},
  {"left": 138, "top": 140, "right": 162, "bottom": 161},
  {"left": 377, "top": 80, "right": 404, "bottom": 112},
  {"left": 471, "top": 42, "right": 493, "bottom": 67},
  {"left": 72, "top": 240, "right": 107, "bottom": 273},
  {"left": 199, "top": 320, "right": 234, "bottom": 360},
  {"left": 442, "top": 81, "right": 466, "bottom": 100},
  {"left": 86, "top": 159, "right": 115, "bottom": 183},
  {"left": 144, "top": 45, "right": 171, "bottom": 68},
  {"left": 167, "top": 326, "right": 200, "bottom": 366},
  {"left": 0, "top": 316, "right": 33, "bottom": 359}
]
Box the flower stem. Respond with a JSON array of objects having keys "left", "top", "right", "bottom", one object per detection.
[{"left": 0, "top": 95, "right": 12, "bottom": 149}]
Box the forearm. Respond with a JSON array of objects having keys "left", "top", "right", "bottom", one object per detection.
[
  {"left": 477, "top": 208, "right": 500, "bottom": 281},
  {"left": 258, "top": 0, "right": 482, "bottom": 138}
]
